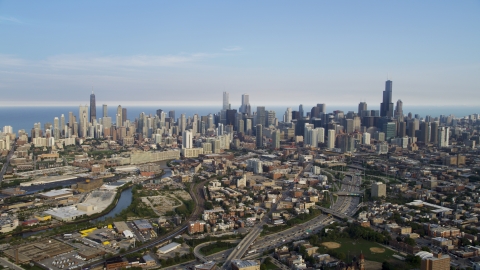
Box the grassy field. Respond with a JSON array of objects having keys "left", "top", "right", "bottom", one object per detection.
[
  {"left": 319, "top": 238, "right": 397, "bottom": 263},
  {"left": 263, "top": 261, "right": 279, "bottom": 270}
]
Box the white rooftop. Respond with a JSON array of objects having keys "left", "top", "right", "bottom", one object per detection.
[{"left": 40, "top": 188, "right": 73, "bottom": 197}]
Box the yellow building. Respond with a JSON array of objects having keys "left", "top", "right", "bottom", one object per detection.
[
  {"left": 77, "top": 179, "right": 103, "bottom": 193},
  {"left": 34, "top": 214, "right": 51, "bottom": 221}
]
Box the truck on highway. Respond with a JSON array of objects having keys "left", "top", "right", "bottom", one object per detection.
[{"left": 247, "top": 249, "right": 257, "bottom": 254}]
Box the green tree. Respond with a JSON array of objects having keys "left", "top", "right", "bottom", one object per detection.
[{"left": 381, "top": 261, "right": 391, "bottom": 270}]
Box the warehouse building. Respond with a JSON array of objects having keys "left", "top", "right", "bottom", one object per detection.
[
  {"left": 39, "top": 189, "right": 74, "bottom": 200},
  {"left": 113, "top": 221, "right": 130, "bottom": 234},
  {"left": 133, "top": 219, "right": 153, "bottom": 232},
  {"left": 44, "top": 206, "right": 86, "bottom": 221},
  {"left": 77, "top": 179, "right": 103, "bottom": 193},
  {"left": 158, "top": 242, "right": 181, "bottom": 254}
]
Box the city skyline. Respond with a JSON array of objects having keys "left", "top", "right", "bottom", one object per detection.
[{"left": 1, "top": 1, "right": 479, "bottom": 106}]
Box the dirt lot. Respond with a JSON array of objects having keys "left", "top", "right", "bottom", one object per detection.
[
  {"left": 142, "top": 191, "right": 190, "bottom": 215},
  {"left": 321, "top": 242, "right": 341, "bottom": 249},
  {"left": 171, "top": 190, "right": 191, "bottom": 201},
  {"left": 370, "top": 247, "right": 385, "bottom": 253}
]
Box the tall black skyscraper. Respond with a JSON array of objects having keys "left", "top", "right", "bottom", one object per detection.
[
  {"left": 90, "top": 91, "right": 96, "bottom": 123},
  {"left": 380, "top": 80, "right": 394, "bottom": 118}
]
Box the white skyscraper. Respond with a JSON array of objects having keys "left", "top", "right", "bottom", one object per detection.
[
  {"left": 363, "top": 132, "right": 371, "bottom": 145},
  {"left": 308, "top": 128, "right": 319, "bottom": 148},
  {"left": 60, "top": 114, "right": 65, "bottom": 137},
  {"left": 316, "top": 127, "right": 325, "bottom": 143},
  {"left": 223, "top": 91, "right": 230, "bottom": 110},
  {"left": 438, "top": 127, "right": 450, "bottom": 147},
  {"left": 327, "top": 129, "right": 336, "bottom": 149},
  {"left": 304, "top": 123, "right": 314, "bottom": 146},
  {"left": 182, "top": 130, "right": 193, "bottom": 149},
  {"left": 79, "top": 105, "right": 89, "bottom": 137},
  {"left": 284, "top": 107, "right": 292, "bottom": 123}
]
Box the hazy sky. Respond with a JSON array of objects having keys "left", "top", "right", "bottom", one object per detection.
[{"left": 1, "top": 1, "right": 479, "bottom": 107}]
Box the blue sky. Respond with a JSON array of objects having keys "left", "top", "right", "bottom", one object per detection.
[{"left": 0, "top": 1, "right": 479, "bottom": 107}]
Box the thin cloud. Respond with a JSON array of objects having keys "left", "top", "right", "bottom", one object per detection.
[
  {"left": 0, "top": 54, "right": 28, "bottom": 67},
  {"left": 0, "top": 53, "right": 215, "bottom": 71},
  {"left": 223, "top": 46, "right": 243, "bottom": 52},
  {"left": 0, "top": 16, "right": 22, "bottom": 24},
  {"left": 43, "top": 53, "right": 213, "bottom": 70}
]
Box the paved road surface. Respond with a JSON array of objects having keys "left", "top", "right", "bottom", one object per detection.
[{"left": 0, "top": 257, "right": 24, "bottom": 270}]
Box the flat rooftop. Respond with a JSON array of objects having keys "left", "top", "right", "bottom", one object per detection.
[
  {"left": 44, "top": 206, "right": 86, "bottom": 219},
  {"left": 40, "top": 188, "right": 73, "bottom": 197}
]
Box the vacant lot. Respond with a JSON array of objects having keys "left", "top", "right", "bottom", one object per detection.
[{"left": 141, "top": 190, "right": 190, "bottom": 215}]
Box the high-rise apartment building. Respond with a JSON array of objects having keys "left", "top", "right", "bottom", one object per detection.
[
  {"left": 90, "top": 92, "right": 96, "bottom": 123},
  {"left": 327, "top": 129, "right": 336, "bottom": 149},
  {"left": 103, "top": 104, "right": 108, "bottom": 118},
  {"left": 438, "top": 127, "right": 449, "bottom": 147},
  {"left": 380, "top": 80, "right": 394, "bottom": 118},
  {"left": 256, "top": 124, "right": 263, "bottom": 149},
  {"left": 363, "top": 132, "right": 371, "bottom": 145},
  {"left": 420, "top": 122, "right": 431, "bottom": 143},
  {"left": 272, "top": 130, "right": 280, "bottom": 149},
  {"left": 371, "top": 182, "right": 386, "bottom": 198},
  {"left": 79, "top": 105, "right": 89, "bottom": 137},
  {"left": 430, "top": 121, "right": 439, "bottom": 144},
  {"left": 60, "top": 114, "right": 65, "bottom": 137},
  {"left": 182, "top": 130, "right": 192, "bottom": 149},
  {"left": 256, "top": 107, "right": 266, "bottom": 127},
  {"left": 284, "top": 108, "right": 292, "bottom": 123},
  {"left": 122, "top": 108, "right": 127, "bottom": 124},
  {"left": 116, "top": 105, "right": 123, "bottom": 126}
]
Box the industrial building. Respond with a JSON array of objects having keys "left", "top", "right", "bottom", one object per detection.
[
  {"left": 77, "top": 203, "right": 97, "bottom": 213},
  {"left": 39, "top": 189, "right": 74, "bottom": 200},
  {"left": 114, "top": 221, "right": 130, "bottom": 234},
  {"left": 44, "top": 206, "right": 86, "bottom": 221},
  {"left": 77, "top": 179, "right": 104, "bottom": 192},
  {"left": 133, "top": 219, "right": 153, "bottom": 231},
  {"left": 123, "top": 230, "right": 134, "bottom": 238},
  {"left": 78, "top": 248, "right": 106, "bottom": 260},
  {"left": 105, "top": 256, "right": 128, "bottom": 270},
  {"left": 158, "top": 242, "right": 181, "bottom": 254},
  {"left": 3, "top": 239, "right": 74, "bottom": 264}
]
